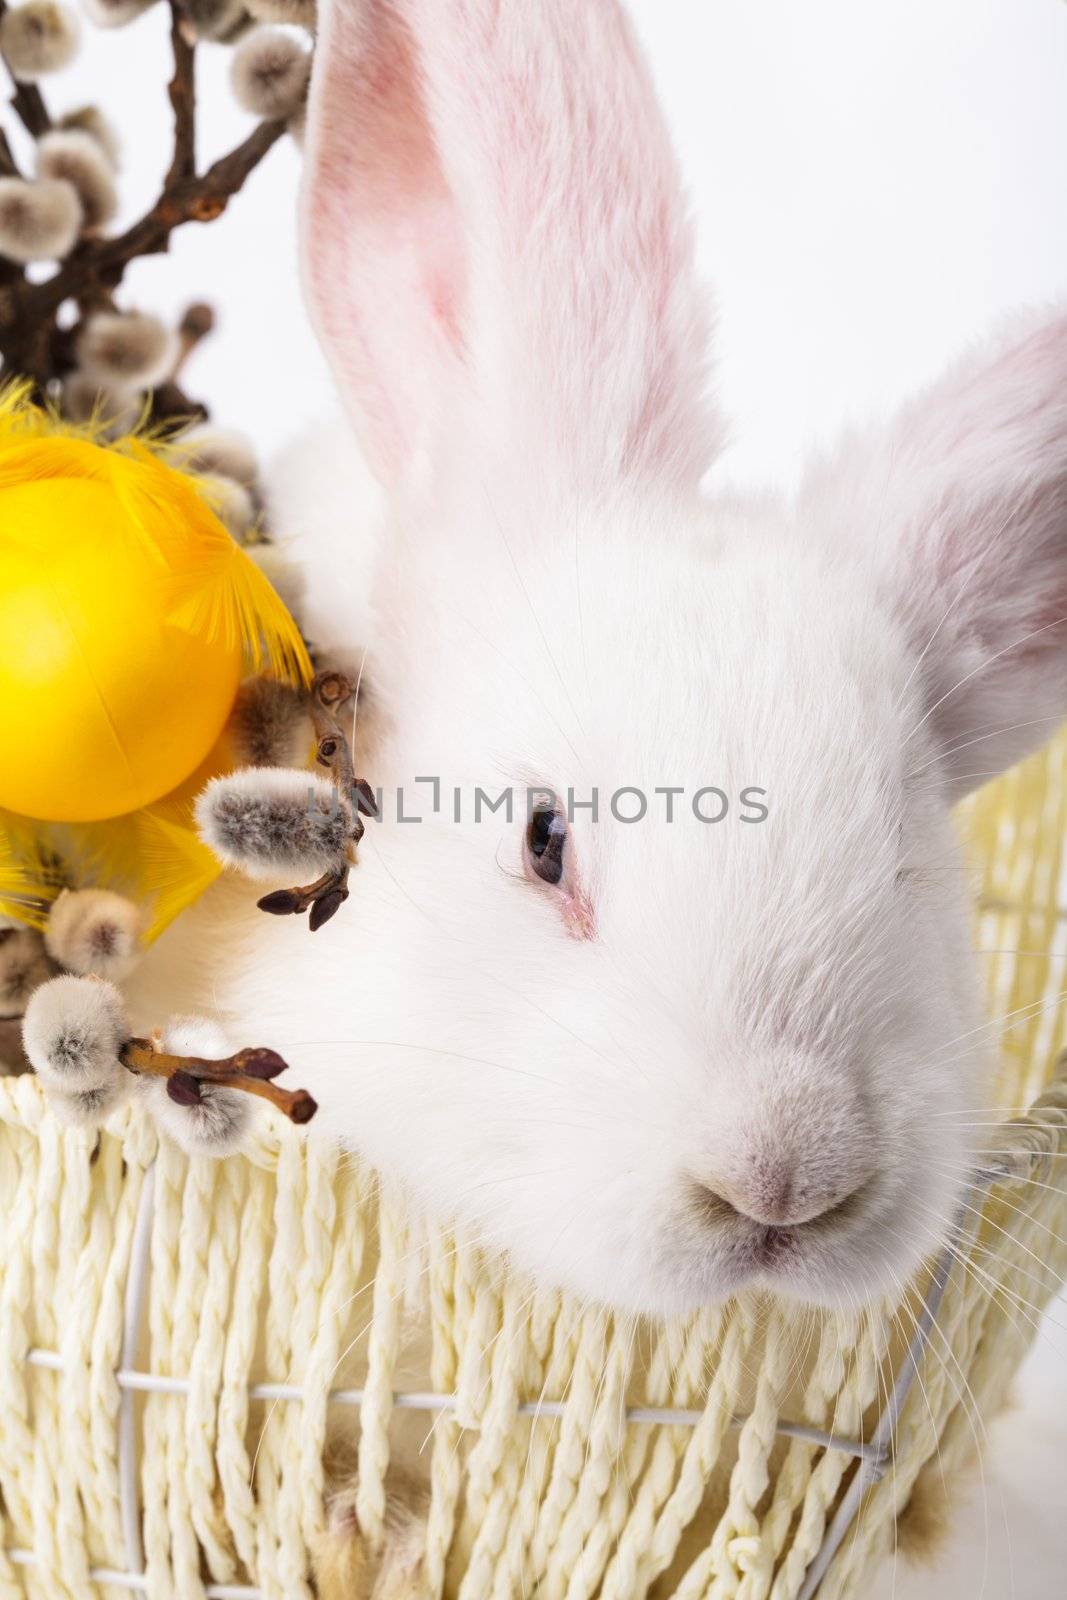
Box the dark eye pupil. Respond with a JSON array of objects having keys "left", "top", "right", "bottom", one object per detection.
[
  {"left": 529, "top": 808, "right": 554, "bottom": 855},
  {"left": 527, "top": 807, "right": 566, "bottom": 885}
]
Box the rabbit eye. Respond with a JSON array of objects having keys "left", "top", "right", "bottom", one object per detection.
[{"left": 525, "top": 806, "right": 567, "bottom": 886}]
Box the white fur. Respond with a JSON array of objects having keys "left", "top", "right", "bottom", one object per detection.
[
  {"left": 132, "top": 0, "right": 1067, "bottom": 1316},
  {"left": 48, "top": 1073, "right": 133, "bottom": 1131},
  {"left": 266, "top": 423, "right": 382, "bottom": 667}
]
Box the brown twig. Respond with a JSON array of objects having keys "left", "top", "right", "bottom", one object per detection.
[
  {"left": 312, "top": 672, "right": 380, "bottom": 822},
  {"left": 311, "top": 673, "right": 358, "bottom": 788},
  {"left": 12, "top": 120, "right": 285, "bottom": 332},
  {"left": 0, "top": 123, "right": 18, "bottom": 178},
  {"left": 0, "top": 1015, "right": 29, "bottom": 1075},
  {"left": 122, "top": 1036, "right": 318, "bottom": 1125},
  {"left": 165, "top": 3, "right": 196, "bottom": 188},
  {"left": 7, "top": 74, "right": 48, "bottom": 139}
]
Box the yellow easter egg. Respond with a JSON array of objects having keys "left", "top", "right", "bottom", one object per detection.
[
  {"left": 0, "top": 390, "right": 309, "bottom": 832},
  {"left": 0, "top": 476, "right": 244, "bottom": 822}
]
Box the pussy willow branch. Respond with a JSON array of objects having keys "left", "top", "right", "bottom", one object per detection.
[
  {"left": 122, "top": 1037, "right": 318, "bottom": 1125},
  {"left": 165, "top": 6, "right": 196, "bottom": 189},
  {"left": 61, "top": 118, "right": 285, "bottom": 297},
  {"left": 0, "top": 0, "right": 50, "bottom": 141},
  {"left": 256, "top": 672, "right": 380, "bottom": 932},
  {"left": 0, "top": 0, "right": 285, "bottom": 395},
  {"left": 311, "top": 670, "right": 359, "bottom": 798}
]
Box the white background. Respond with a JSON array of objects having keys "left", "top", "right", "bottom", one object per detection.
[{"left": 25, "top": 1, "right": 1067, "bottom": 1593}]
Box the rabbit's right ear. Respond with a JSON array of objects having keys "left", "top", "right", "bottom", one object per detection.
[{"left": 301, "top": 0, "right": 721, "bottom": 492}]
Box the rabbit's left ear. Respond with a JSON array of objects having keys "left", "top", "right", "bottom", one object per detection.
[
  {"left": 807, "top": 311, "right": 1067, "bottom": 797},
  {"left": 301, "top": 0, "right": 722, "bottom": 494}
]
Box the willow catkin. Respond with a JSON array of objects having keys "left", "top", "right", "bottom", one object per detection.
[
  {"left": 74, "top": 310, "right": 177, "bottom": 386},
  {"left": 0, "top": 2, "right": 81, "bottom": 81},
  {"left": 36, "top": 130, "right": 117, "bottom": 229},
  {"left": 231, "top": 26, "right": 312, "bottom": 120}
]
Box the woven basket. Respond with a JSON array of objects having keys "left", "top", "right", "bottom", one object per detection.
[{"left": 1, "top": 736, "right": 1066, "bottom": 1600}]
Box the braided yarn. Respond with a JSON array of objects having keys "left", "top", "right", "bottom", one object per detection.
[{"left": 0, "top": 733, "right": 1065, "bottom": 1598}]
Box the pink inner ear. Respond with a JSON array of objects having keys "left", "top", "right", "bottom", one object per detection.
[
  {"left": 301, "top": 2, "right": 468, "bottom": 484},
  {"left": 304, "top": 0, "right": 720, "bottom": 494},
  {"left": 808, "top": 307, "right": 1067, "bottom": 794}
]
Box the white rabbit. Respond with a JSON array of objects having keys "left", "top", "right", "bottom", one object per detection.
[{"left": 128, "top": 0, "right": 1067, "bottom": 1319}]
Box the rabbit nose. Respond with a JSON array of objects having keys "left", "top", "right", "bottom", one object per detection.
[{"left": 694, "top": 1163, "right": 862, "bottom": 1230}]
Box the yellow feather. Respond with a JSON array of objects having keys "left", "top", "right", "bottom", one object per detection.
[
  {"left": 0, "top": 812, "right": 60, "bottom": 929},
  {"left": 0, "top": 837, "right": 32, "bottom": 926},
  {"left": 164, "top": 532, "right": 313, "bottom": 686},
  {"left": 0, "top": 379, "right": 311, "bottom": 686},
  {"left": 7, "top": 798, "right": 222, "bottom": 946},
  {"left": 0, "top": 382, "right": 310, "bottom": 926},
  {"left": 133, "top": 808, "right": 222, "bottom": 943}
]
